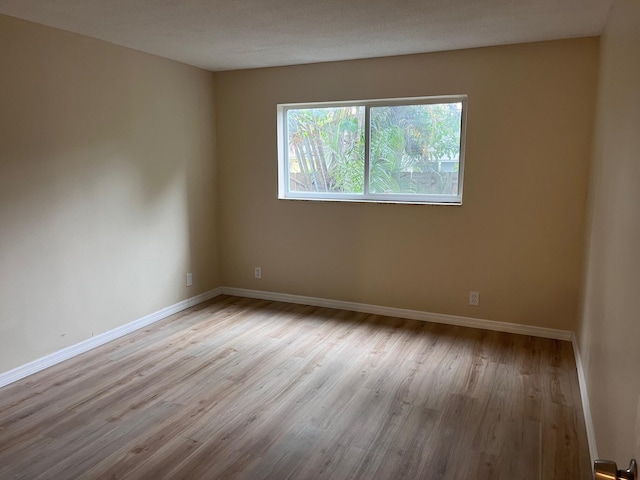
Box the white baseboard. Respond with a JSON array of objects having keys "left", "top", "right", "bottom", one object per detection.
[
  {"left": 572, "top": 333, "right": 598, "bottom": 466},
  {"left": 220, "top": 287, "right": 573, "bottom": 341},
  {"left": 0, "top": 287, "right": 222, "bottom": 389},
  {"left": 0, "top": 286, "right": 575, "bottom": 393},
  {"left": 1, "top": 284, "right": 593, "bottom": 465}
]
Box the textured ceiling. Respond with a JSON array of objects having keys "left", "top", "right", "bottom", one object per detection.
[{"left": 0, "top": 0, "right": 613, "bottom": 71}]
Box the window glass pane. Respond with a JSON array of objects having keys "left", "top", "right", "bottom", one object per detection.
[
  {"left": 369, "top": 103, "right": 462, "bottom": 196},
  {"left": 287, "top": 106, "right": 365, "bottom": 194}
]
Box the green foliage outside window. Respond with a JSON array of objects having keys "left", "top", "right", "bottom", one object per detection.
[{"left": 286, "top": 100, "right": 463, "bottom": 197}]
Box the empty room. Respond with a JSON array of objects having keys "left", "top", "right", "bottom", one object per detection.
[{"left": 0, "top": 0, "right": 638, "bottom": 478}]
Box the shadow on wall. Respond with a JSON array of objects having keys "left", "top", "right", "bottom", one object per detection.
[{"left": 0, "top": 15, "right": 218, "bottom": 372}]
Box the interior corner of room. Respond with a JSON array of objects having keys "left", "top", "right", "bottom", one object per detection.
[{"left": 0, "top": 0, "right": 638, "bottom": 475}]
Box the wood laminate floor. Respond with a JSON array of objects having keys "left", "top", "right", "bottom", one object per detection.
[{"left": 0, "top": 295, "right": 591, "bottom": 479}]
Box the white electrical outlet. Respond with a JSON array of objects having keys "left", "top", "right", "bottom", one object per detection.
[
  {"left": 254, "top": 267, "right": 261, "bottom": 279},
  {"left": 186, "top": 273, "right": 193, "bottom": 287},
  {"left": 469, "top": 291, "right": 479, "bottom": 306}
]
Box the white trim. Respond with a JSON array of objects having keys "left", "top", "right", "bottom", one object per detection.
[
  {"left": 572, "top": 332, "right": 598, "bottom": 466},
  {"left": 0, "top": 288, "right": 222, "bottom": 389},
  {"left": 0, "top": 286, "right": 577, "bottom": 391},
  {"left": 363, "top": 104, "right": 371, "bottom": 195},
  {"left": 220, "top": 287, "right": 572, "bottom": 341},
  {"left": 277, "top": 95, "right": 467, "bottom": 206}
]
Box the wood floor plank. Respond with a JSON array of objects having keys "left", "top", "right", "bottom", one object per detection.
[{"left": 0, "top": 295, "right": 592, "bottom": 479}]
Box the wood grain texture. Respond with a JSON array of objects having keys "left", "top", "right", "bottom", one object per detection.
[{"left": 0, "top": 295, "right": 592, "bottom": 479}]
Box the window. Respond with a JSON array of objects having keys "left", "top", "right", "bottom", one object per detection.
[{"left": 277, "top": 95, "right": 467, "bottom": 205}]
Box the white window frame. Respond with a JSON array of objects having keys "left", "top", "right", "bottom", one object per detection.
[{"left": 277, "top": 95, "right": 468, "bottom": 205}]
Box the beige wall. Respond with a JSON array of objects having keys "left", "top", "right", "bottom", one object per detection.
[
  {"left": 578, "top": 0, "right": 640, "bottom": 465},
  {"left": 0, "top": 15, "right": 219, "bottom": 373},
  {"left": 4, "top": 8, "right": 635, "bottom": 463},
  {"left": 216, "top": 39, "right": 599, "bottom": 330}
]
